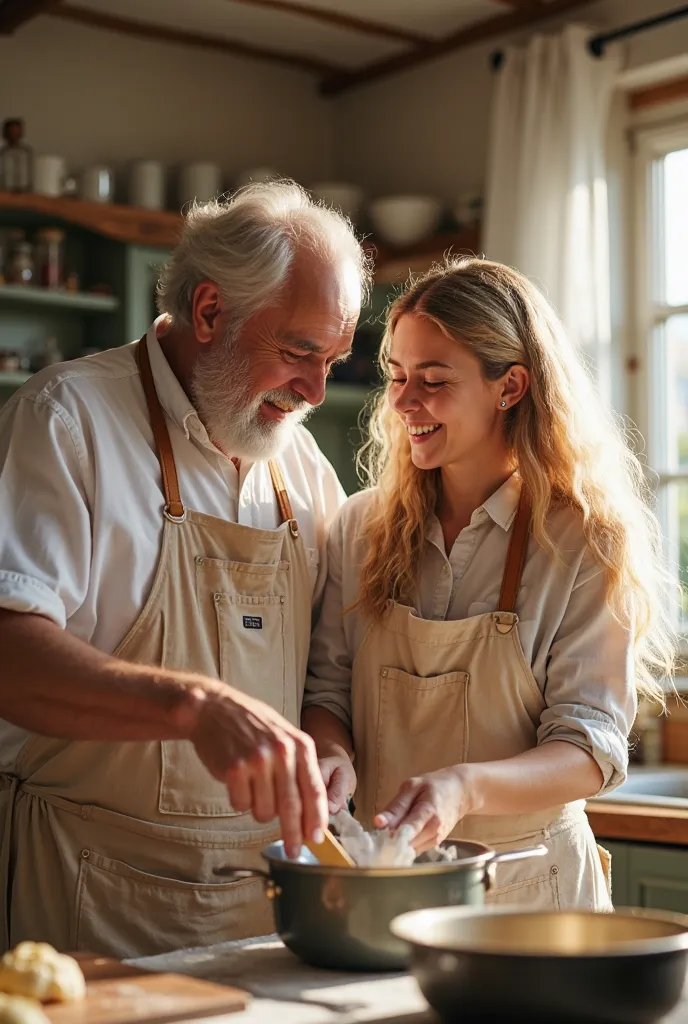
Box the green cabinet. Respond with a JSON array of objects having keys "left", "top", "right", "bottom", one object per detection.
[
  {"left": 306, "top": 384, "right": 373, "bottom": 496},
  {"left": 599, "top": 838, "right": 688, "bottom": 912}
]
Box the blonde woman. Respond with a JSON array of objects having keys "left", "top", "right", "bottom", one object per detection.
[{"left": 302, "top": 257, "right": 676, "bottom": 909}]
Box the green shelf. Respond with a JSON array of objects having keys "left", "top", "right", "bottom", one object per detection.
[
  {"left": 0, "top": 371, "right": 31, "bottom": 387},
  {"left": 0, "top": 285, "right": 119, "bottom": 313}
]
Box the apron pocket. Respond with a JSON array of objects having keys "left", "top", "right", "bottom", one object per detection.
[
  {"left": 75, "top": 849, "right": 272, "bottom": 959},
  {"left": 215, "top": 593, "right": 286, "bottom": 710},
  {"left": 374, "top": 666, "right": 470, "bottom": 817},
  {"left": 486, "top": 866, "right": 560, "bottom": 910},
  {"left": 157, "top": 593, "right": 287, "bottom": 817}
]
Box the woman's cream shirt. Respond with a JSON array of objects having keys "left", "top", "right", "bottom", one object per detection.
[{"left": 304, "top": 475, "right": 636, "bottom": 794}]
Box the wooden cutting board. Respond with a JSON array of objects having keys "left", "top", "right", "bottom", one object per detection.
[{"left": 42, "top": 952, "right": 250, "bottom": 1024}]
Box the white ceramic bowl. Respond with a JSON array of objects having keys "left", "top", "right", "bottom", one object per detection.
[
  {"left": 368, "top": 195, "right": 441, "bottom": 247},
  {"left": 310, "top": 181, "right": 363, "bottom": 221}
]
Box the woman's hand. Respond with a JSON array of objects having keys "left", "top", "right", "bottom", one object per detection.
[
  {"left": 374, "top": 767, "right": 472, "bottom": 853},
  {"left": 319, "top": 753, "right": 357, "bottom": 814}
]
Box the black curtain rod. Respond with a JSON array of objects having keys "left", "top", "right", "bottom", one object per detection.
[{"left": 490, "top": 3, "right": 688, "bottom": 70}]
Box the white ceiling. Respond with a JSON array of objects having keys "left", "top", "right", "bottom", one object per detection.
[{"left": 68, "top": 0, "right": 521, "bottom": 71}]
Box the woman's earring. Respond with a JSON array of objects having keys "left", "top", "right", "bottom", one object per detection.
[{"left": 500, "top": 400, "right": 507, "bottom": 408}]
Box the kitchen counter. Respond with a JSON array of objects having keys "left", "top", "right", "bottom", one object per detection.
[
  {"left": 586, "top": 800, "right": 688, "bottom": 845},
  {"left": 131, "top": 934, "right": 688, "bottom": 1023}
]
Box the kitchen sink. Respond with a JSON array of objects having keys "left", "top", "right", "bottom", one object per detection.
[{"left": 591, "top": 765, "right": 688, "bottom": 808}]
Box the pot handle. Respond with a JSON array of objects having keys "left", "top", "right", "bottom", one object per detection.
[
  {"left": 482, "top": 843, "right": 548, "bottom": 891},
  {"left": 216, "top": 867, "right": 282, "bottom": 900}
]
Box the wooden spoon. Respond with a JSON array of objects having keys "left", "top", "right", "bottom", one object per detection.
[{"left": 304, "top": 829, "right": 356, "bottom": 867}]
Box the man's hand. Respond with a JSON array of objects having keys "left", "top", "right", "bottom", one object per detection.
[
  {"left": 318, "top": 753, "right": 356, "bottom": 814},
  {"left": 180, "top": 683, "right": 329, "bottom": 859},
  {"left": 374, "top": 767, "right": 471, "bottom": 853}
]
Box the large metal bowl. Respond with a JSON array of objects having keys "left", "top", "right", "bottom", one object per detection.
[
  {"left": 225, "top": 840, "right": 546, "bottom": 971},
  {"left": 391, "top": 905, "right": 688, "bottom": 1023}
]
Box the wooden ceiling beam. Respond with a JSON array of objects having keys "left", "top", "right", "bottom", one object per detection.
[
  {"left": 0, "top": 0, "right": 64, "bottom": 34},
  {"left": 49, "top": 2, "right": 341, "bottom": 76},
  {"left": 320, "top": 0, "right": 596, "bottom": 95},
  {"left": 225, "top": 0, "right": 431, "bottom": 46}
]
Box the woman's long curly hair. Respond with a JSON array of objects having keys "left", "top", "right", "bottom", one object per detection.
[{"left": 356, "top": 256, "right": 677, "bottom": 705}]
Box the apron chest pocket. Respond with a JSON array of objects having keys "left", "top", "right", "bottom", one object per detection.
[
  {"left": 374, "top": 666, "right": 470, "bottom": 817},
  {"left": 75, "top": 850, "right": 272, "bottom": 958},
  {"left": 214, "top": 594, "right": 286, "bottom": 710}
]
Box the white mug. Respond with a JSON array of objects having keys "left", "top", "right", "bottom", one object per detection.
[
  {"left": 33, "top": 155, "right": 66, "bottom": 197},
  {"left": 179, "top": 162, "right": 221, "bottom": 206},
  {"left": 81, "top": 165, "right": 114, "bottom": 203},
  {"left": 130, "top": 161, "right": 164, "bottom": 210}
]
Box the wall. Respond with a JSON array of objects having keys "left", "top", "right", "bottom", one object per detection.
[
  {"left": 331, "top": 0, "right": 688, "bottom": 203},
  {"left": 0, "top": 16, "right": 334, "bottom": 201}
]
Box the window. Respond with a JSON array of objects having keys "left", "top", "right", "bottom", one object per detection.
[{"left": 634, "top": 124, "right": 688, "bottom": 634}]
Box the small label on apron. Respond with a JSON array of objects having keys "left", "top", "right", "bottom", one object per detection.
[{"left": 243, "top": 615, "right": 263, "bottom": 629}]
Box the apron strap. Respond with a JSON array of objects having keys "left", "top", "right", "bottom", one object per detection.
[
  {"left": 136, "top": 336, "right": 186, "bottom": 523},
  {"left": 268, "top": 460, "right": 298, "bottom": 535},
  {"left": 498, "top": 489, "right": 532, "bottom": 613}
]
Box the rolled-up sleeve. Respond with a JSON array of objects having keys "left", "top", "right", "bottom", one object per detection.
[
  {"left": 537, "top": 557, "right": 636, "bottom": 795},
  {"left": 0, "top": 392, "right": 91, "bottom": 629},
  {"left": 303, "top": 509, "right": 353, "bottom": 731}
]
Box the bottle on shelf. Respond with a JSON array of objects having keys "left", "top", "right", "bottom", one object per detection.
[
  {"left": 0, "top": 119, "right": 33, "bottom": 193},
  {"left": 7, "top": 240, "right": 34, "bottom": 286},
  {"left": 35, "top": 228, "right": 65, "bottom": 289}
]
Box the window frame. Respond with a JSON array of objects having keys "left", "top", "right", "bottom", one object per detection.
[{"left": 631, "top": 119, "right": 688, "bottom": 638}]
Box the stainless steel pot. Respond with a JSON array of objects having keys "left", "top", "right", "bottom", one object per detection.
[
  {"left": 227, "top": 840, "right": 546, "bottom": 971},
  {"left": 391, "top": 904, "right": 688, "bottom": 1023}
]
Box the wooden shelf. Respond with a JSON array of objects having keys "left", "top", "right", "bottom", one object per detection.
[
  {"left": 0, "top": 284, "right": 119, "bottom": 312},
  {"left": 0, "top": 192, "right": 181, "bottom": 248},
  {"left": 0, "top": 193, "right": 480, "bottom": 278},
  {"left": 366, "top": 225, "right": 482, "bottom": 284}
]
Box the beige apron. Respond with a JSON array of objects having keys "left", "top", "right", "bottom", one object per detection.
[
  {"left": 0, "top": 335, "right": 313, "bottom": 957},
  {"left": 351, "top": 493, "right": 613, "bottom": 911}
]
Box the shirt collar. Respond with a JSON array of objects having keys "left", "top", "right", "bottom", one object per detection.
[
  {"left": 145, "top": 317, "right": 200, "bottom": 441},
  {"left": 481, "top": 472, "right": 522, "bottom": 530}
]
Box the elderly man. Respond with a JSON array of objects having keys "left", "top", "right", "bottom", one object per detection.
[{"left": 0, "top": 182, "right": 368, "bottom": 957}]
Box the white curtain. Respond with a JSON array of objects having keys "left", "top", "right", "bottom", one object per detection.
[{"left": 483, "top": 24, "right": 620, "bottom": 398}]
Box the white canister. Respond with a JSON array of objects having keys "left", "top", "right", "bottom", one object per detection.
[
  {"left": 179, "top": 162, "right": 221, "bottom": 206},
  {"left": 33, "top": 155, "right": 66, "bottom": 197},
  {"left": 81, "top": 165, "right": 114, "bottom": 203},
  {"left": 130, "top": 160, "right": 164, "bottom": 210}
]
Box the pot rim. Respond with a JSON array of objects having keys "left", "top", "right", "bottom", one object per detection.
[
  {"left": 390, "top": 905, "right": 688, "bottom": 958},
  {"left": 261, "top": 838, "right": 496, "bottom": 877}
]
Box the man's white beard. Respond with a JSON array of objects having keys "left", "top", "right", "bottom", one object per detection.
[{"left": 191, "top": 331, "right": 311, "bottom": 460}]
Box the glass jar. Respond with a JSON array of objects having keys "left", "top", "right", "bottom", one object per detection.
[
  {"left": 35, "top": 228, "right": 65, "bottom": 289},
  {"left": 7, "top": 241, "right": 33, "bottom": 286},
  {"left": 0, "top": 119, "right": 33, "bottom": 193}
]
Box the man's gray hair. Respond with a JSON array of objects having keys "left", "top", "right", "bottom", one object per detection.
[{"left": 156, "top": 180, "right": 372, "bottom": 330}]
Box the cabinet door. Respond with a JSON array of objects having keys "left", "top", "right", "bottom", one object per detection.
[
  {"left": 627, "top": 844, "right": 688, "bottom": 913},
  {"left": 597, "top": 839, "right": 630, "bottom": 907},
  {"left": 306, "top": 387, "right": 370, "bottom": 495},
  {"left": 125, "top": 246, "right": 172, "bottom": 341}
]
